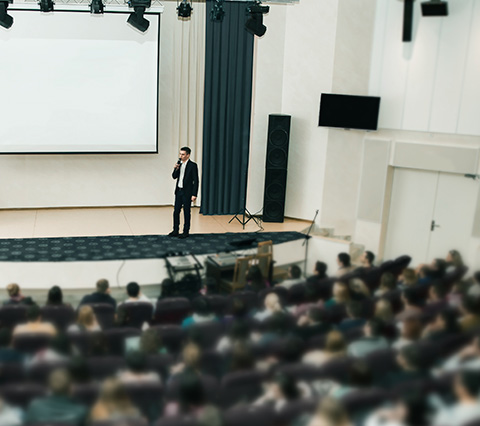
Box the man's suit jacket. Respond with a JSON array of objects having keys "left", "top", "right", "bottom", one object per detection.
[{"left": 172, "top": 160, "right": 199, "bottom": 198}]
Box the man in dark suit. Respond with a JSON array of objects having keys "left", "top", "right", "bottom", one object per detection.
[
  {"left": 169, "top": 146, "right": 199, "bottom": 239},
  {"left": 78, "top": 278, "right": 116, "bottom": 309}
]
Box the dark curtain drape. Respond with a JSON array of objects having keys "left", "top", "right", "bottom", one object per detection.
[{"left": 200, "top": 1, "right": 255, "bottom": 215}]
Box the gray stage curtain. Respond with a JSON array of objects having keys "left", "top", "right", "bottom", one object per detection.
[{"left": 200, "top": 1, "right": 255, "bottom": 215}]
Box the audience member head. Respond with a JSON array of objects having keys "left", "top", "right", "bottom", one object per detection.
[
  {"left": 433, "top": 308, "right": 459, "bottom": 334},
  {"left": 125, "top": 350, "right": 148, "bottom": 373},
  {"left": 346, "top": 301, "right": 364, "bottom": 319},
  {"left": 401, "top": 268, "right": 418, "bottom": 286},
  {"left": 0, "top": 328, "right": 12, "bottom": 348},
  {"left": 332, "top": 282, "right": 351, "bottom": 304},
  {"left": 361, "top": 251, "right": 375, "bottom": 267},
  {"left": 160, "top": 278, "right": 175, "bottom": 298},
  {"left": 402, "top": 287, "right": 424, "bottom": 308},
  {"left": 325, "top": 330, "right": 346, "bottom": 355},
  {"left": 182, "top": 343, "right": 201, "bottom": 372},
  {"left": 314, "top": 261, "right": 328, "bottom": 279},
  {"left": 97, "top": 378, "right": 136, "bottom": 414},
  {"left": 48, "top": 368, "right": 72, "bottom": 396},
  {"left": 264, "top": 312, "right": 292, "bottom": 336},
  {"left": 246, "top": 265, "right": 266, "bottom": 292},
  {"left": 429, "top": 258, "right": 447, "bottom": 279},
  {"left": 229, "top": 297, "right": 247, "bottom": 318},
  {"left": 192, "top": 297, "right": 212, "bottom": 318},
  {"left": 178, "top": 372, "right": 205, "bottom": 413},
  {"left": 140, "top": 329, "right": 163, "bottom": 355},
  {"left": 47, "top": 285, "right": 63, "bottom": 305},
  {"left": 429, "top": 280, "right": 449, "bottom": 301},
  {"left": 279, "top": 336, "right": 305, "bottom": 363},
  {"left": 312, "top": 397, "right": 350, "bottom": 426},
  {"left": 379, "top": 272, "right": 396, "bottom": 292},
  {"left": 374, "top": 298, "right": 394, "bottom": 323},
  {"left": 348, "top": 361, "right": 372, "bottom": 388},
  {"left": 230, "top": 342, "right": 254, "bottom": 372},
  {"left": 49, "top": 334, "right": 73, "bottom": 357},
  {"left": 77, "top": 305, "right": 97, "bottom": 329},
  {"left": 96, "top": 279, "right": 110, "bottom": 294},
  {"left": 228, "top": 320, "right": 250, "bottom": 342},
  {"left": 364, "top": 318, "right": 384, "bottom": 338},
  {"left": 26, "top": 304, "right": 42, "bottom": 322},
  {"left": 126, "top": 282, "right": 140, "bottom": 298},
  {"left": 446, "top": 249, "right": 464, "bottom": 269},
  {"left": 288, "top": 265, "right": 302, "bottom": 280},
  {"left": 337, "top": 252, "right": 351, "bottom": 269},
  {"left": 6, "top": 283, "right": 20, "bottom": 298},
  {"left": 264, "top": 292, "right": 282, "bottom": 313},
  {"left": 401, "top": 316, "right": 423, "bottom": 341}
]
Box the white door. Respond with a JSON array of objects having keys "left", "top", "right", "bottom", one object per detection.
[{"left": 384, "top": 168, "right": 479, "bottom": 268}]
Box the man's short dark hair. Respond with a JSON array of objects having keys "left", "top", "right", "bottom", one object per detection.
[
  {"left": 27, "top": 304, "right": 41, "bottom": 321},
  {"left": 403, "top": 287, "right": 424, "bottom": 307},
  {"left": 126, "top": 282, "right": 140, "bottom": 298},
  {"left": 365, "top": 251, "right": 375, "bottom": 265},
  {"left": 126, "top": 350, "right": 147, "bottom": 373},
  {"left": 290, "top": 265, "right": 302, "bottom": 279},
  {"left": 338, "top": 252, "right": 351, "bottom": 267},
  {"left": 96, "top": 279, "right": 109, "bottom": 294},
  {"left": 315, "top": 261, "right": 328, "bottom": 277},
  {"left": 180, "top": 146, "right": 191, "bottom": 155}
]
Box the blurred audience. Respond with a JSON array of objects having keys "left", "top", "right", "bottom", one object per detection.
[
  {"left": 13, "top": 304, "right": 57, "bottom": 337},
  {"left": 4, "top": 283, "right": 34, "bottom": 306},
  {"left": 303, "top": 330, "right": 347, "bottom": 367},
  {"left": 68, "top": 305, "right": 101, "bottom": 333},
  {"left": 78, "top": 278, "right": 116, "bottom": 308}
]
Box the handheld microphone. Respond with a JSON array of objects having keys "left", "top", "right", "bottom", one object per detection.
[{"left": 177, "top": 158, "right": 181, "bottom": 165}]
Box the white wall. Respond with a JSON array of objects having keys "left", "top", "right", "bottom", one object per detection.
[
  {"left": 248, "top": 0, "right": 339, "bottom": 222},
  {"left": 370, "top": 0, "right": 480, "bottom": 136},
  {"left": 0, "top": 1, "right": 205, "bottom": 209}
]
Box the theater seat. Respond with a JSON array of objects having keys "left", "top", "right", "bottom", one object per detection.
[
  {"left": 120, "top": 302, "right": 154, "bottom": 329},
  {"left": 0, "top": 304, "right": 28, "bottom": 329},
  {"left": 87, "top": 303, "right": 115, "bottom": 329},
  {"left": 148, "top": 325, "right": 186, "bottom": 355},
  {"left": 12, "top": 333, "right": 53, "bottom": 354},
  {"left": 154, "top": 298, "right": 191, "bottom": 325},
  {"left": 219, "top": 370, "right": 267, "bottom": 409},
  {"left": 153, "top": 416, "right": 198, "bottom": 426},
  {"left": 224, "top": 404, "right": 275, "bottom": 426},
  {"left": 0, "top": 383, "right": 46, "bottom": 408},
  {"left": 41, "top": 305, "right": 75, "bottom": 332}
]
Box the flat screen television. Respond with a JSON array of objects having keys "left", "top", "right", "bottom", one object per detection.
[{"left": 319, "top": 93, "right": 381, "bottom": 131}]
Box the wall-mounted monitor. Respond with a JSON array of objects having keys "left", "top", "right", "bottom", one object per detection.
[{"left": 319, "top": 93, "right": 381, "bottom": 131}]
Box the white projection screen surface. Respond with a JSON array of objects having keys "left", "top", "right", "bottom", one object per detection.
[{"left": 0, "top": 11, "right": 160, "bottom": 153}]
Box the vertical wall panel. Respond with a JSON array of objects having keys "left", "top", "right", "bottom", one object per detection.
[
  {"left": 368, "top": 0, "right": 388, "bottom": 96},
  {"left": 429, "top": 0, "right": 473, "bottom": 134}
]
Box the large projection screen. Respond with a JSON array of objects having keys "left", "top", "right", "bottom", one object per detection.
[{"left": 0, "top": 10, "right": 160, "bottom": 154}]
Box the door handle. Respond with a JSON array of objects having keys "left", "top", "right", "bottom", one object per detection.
[{"left": 431, "top": 220, "right": 440, "bottom": 231}]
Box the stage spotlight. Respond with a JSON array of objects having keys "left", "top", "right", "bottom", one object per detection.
[
  {"left": 0, "top": 1, "right": 13, "bottom": 29},
  {"left": 127, "top": 0, "right": 151, "bottom": 32},
  {"left": 90, "top": 0, "right": 104, "bottom": 14},
  {"left": 39, "top": 0, "right": 54, "bottom": 12},
  {"left": 421, "top": 0, "right": 448, "bottom": 16},
  {"left": 177, "top": 0, "right": 192, "bottom": 18},
  {"left": 210, "top": 0, "right": 225, "bottom": 22},
  {"left": 245, "top": 1, "right": 269, "bottom": 37}
]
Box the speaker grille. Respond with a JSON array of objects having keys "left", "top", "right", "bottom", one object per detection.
[
  {"left": 267, "top": 148, "right": 287, "bottom": 169},
  {"left": 269, "top": 129, "right": 289, "bottom": 147}
]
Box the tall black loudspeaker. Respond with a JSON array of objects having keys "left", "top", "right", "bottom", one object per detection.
[{"left": 263, "top": 114, "right": 291, "bottom": 223}]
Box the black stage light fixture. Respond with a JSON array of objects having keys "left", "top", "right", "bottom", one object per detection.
[
  {"left": 245, "top": 1, "right": 269, "bottom": 37},
  {"left": 210, "top": 0, "right": 224, "bottom": 22},
  {"left": 0, "top": 0, "right": 13, "bottom": 29},
  {"left": 421, "top": 0, "right": 448, "bottom": 16},
  {"left": 177, "top": 0, "right": 192, "bottom": 18},
  {"left": 39, "top": 0, "right": 54, "bottom": 12},
  {"left": 127, "top": 0, "right": 151, "bottom": 32},
  {"left": 90, "top": 0, "right": 104, "bottom": 14}
]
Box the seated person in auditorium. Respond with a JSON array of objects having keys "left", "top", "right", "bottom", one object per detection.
[
  {"left": 0, "top": 397, "right": 23, "bottom": 426},
  {"left": 329, "top": 360, "right": 373, "bottom": 399},
  {"left": 68, "top": 305, "right": 101, "bottom": 333},
  {"left": 308, "top": 261, "right": 328, "bottom": 282},
  {"left": 117, "top": 350, "right": 161, "bottom": 384},
  {"left": 374, "top": 298, "right": 394, "bottom": 324},
  {"left": 139, "top": 328, "right": 168, "bottom": 355},
  {"left": 276, "top": 264, "right": 304, "bottom": 289},
  {"left": 25, "top": 368, "right": 88, "bottom": 426},
  {"left": 305, "top": 397, "right": 352, "bottom": 426},
  {"left": 45, "top": 285, "right": 70, "bottom": 307},
  {"left": 254, "top": 372, "right": 311, "bottom": 412},
  {"left": 13, "top": 304, "right": 57, "bottom": 337},
  {"left": 296, "top": 307, "right": 332, "bottom": 341},
  {"left": 228, "top": 342, "right": 255, "bottom": 373},
  {"left": 417, "top": 258, "right": 447, "bottom": 285},
  {"left": 120, "top": 281, "right": 155, "bottom": 309},
  {"left": 359, "top": 250, "right": 375, "bottom": 270},
  {"left": 440, "top": 332, "right": 480, "bottom": 373},
  {"left": 169, "top": 342, "right": 202, "bottom": 378},
  {"left": 348, "top": 278, "right": 370, "bottom": 299},
  {"left": 459, "top": 294, "right": 480, "bottom": 332},
  {"left": 182, "top": 297, "right": 217, "bottom": 327},
  {"left": 292, "top": 285, "right": 324, "bottom": 318},
  {"left": 158, "top": 278, "right": 176, "bottom": 300},
  {"left": 379, "top": 345, "right": 430, "bottom": 389},
  {"left": 0, "top": 328, "right": 24, "bottom": 364},
  {"left": 245, "top": 265, "right": 269, "bottom": 292},
  {"left": 398, "top": 267, "right": 418, "bottom": 289},
  {"left": 302, "top": 330, "right": 347, "bottom": 367},
  {"left": 432, "top": 370, "right": 480, "bottom": 426},
  {"left": 253, "top": 292, "right": 284, "bottom": 321},
  {"left": 336, "top": 252, "right": 353, "bottom": 277},
  {"left": 3, "top": 283, "right": 34, "bottom": 306},
  {"left": 336, "top": 301, "right": 367, "bottom": 333},
  {"left": 347, "top": 318, "right": 388, "bottom": 358},
  {"left": 216, "top": 319, "right": 251, "bottom": 353},
  {"left": 393, "top": 315, "right": 423, "bottom": 350},
  {"left": 90, "top": 378, "right": 143, "bottom": 423},
  {"left": 445, "top": 249, "right": 464, "bottom": 273},
  {"left": 78, "top": 278, "right": 116, "bottom": 309},
  {"left": 324, "top": 281, "right": 351, "bottom": 308},
  {"left": 395, "top": 287, "right": 424, "bottom": 322},
  {"left": 28, "top": 333, "right": 73, "bottom": 366},
  {"left": 422, "top": 308, "right": 460, "bottom": 341},
  {"left": 255, "top": 312, "right": 294, "bottom": 346},
  {"left": 374, "top": 272, "right": 396, "bottom": 297}
]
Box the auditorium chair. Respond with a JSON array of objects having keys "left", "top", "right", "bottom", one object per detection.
[
  {"left": 103, "top": 327, "right": 141, "bottom": 355},
  {"left": 203, "top": 294, "right": 228, "bottom": 316},
  {"left": 41, "top": 304, "right": 75, "bottom": 332},
  {"left": 165, "top": 374, "right": 219, "bottom": 405},
  {"left": 0, "top": 304, "right": 28, "bottom": 328},
  {"left": 71, "top": 382, "right": 100, "bottom": 406},
  {"left": 123, "top": 381, "right": 164, "bottom": 422},
  {"left": 88, "top": 303, "right": 115, "bottom": 329},
  {"left": 91, "top": 420, "right": 149, "bottom": 426},
  {"left": 227, "top": 291, "right": 258, "bottom": 312},
  {"left": 286, "top": 283, "right": 307, "bottom": 306},
  {"left": 276, "top": 363, "right": 319, "bottom": 382},
  {"left": 0, "top": 362, "right": 26, "bottom": 385},
  {"left": 153, "top": 416, "right": 198, "bottom": 426},
  {"left": 67, "top": 330, "right": 105, "bottom": 356},
  {"left": 324, "top": 304, "right": 347, "bottom": 323},
  {"left": 275, "top": 397, "right": 317, "bottom": 426},
  {"left": 363, "top": 348, "right": 399, "bottom": 382},
  {"left": 218, "top": 370, "right": 267, "bottom": 409},
  {"left": 341, "top": 388, "right": 393, "bottom": 423},
  {"left": 12, "top": 332, "right": 53, "bottom": 354},
  {"left": 120, "top": 302, "right": 154, "bottom": 329},
  {"left": 306, "top": 277, "right": 335, "bottom": 301},
  {"left": 199, "top": 349, "right": 225, "bottom": 379},
  {"left": 146, "top": 353, "right": 175, "bottom": 381},
  {"left": 154, "top": 297, "right": 191, "bottom": 325},
  {"left": 0, "top": 383, "right": 46, "bottom": 408},
  {"left": 224, "top": 404, "right": 275, "bottom": 426},
  {"left": 188, "top": 321, "right": 225, "bottom": 349},
  {"left": 28, "top": 360, "right": 71, "bottom": 384},
  {"left": 315, "top": 356, "right": 354, "bottom": 383},
  {"left": 148, "top": 325, "right": 186, "bottom": 355},
  {"left": 222, "top": 256, "right": 254, "bottom": 293},
  {"left": 86, "top": 356, "right": 126, "bottom": 380}
]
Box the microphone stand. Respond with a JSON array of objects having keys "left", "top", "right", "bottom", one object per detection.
[{"left": 303, "top": 209, "right": 319, "bottom": 278}]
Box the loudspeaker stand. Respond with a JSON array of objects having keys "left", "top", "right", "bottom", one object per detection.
[{"left": 229, "top": 207, "right": 262, "bottom": 230}]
